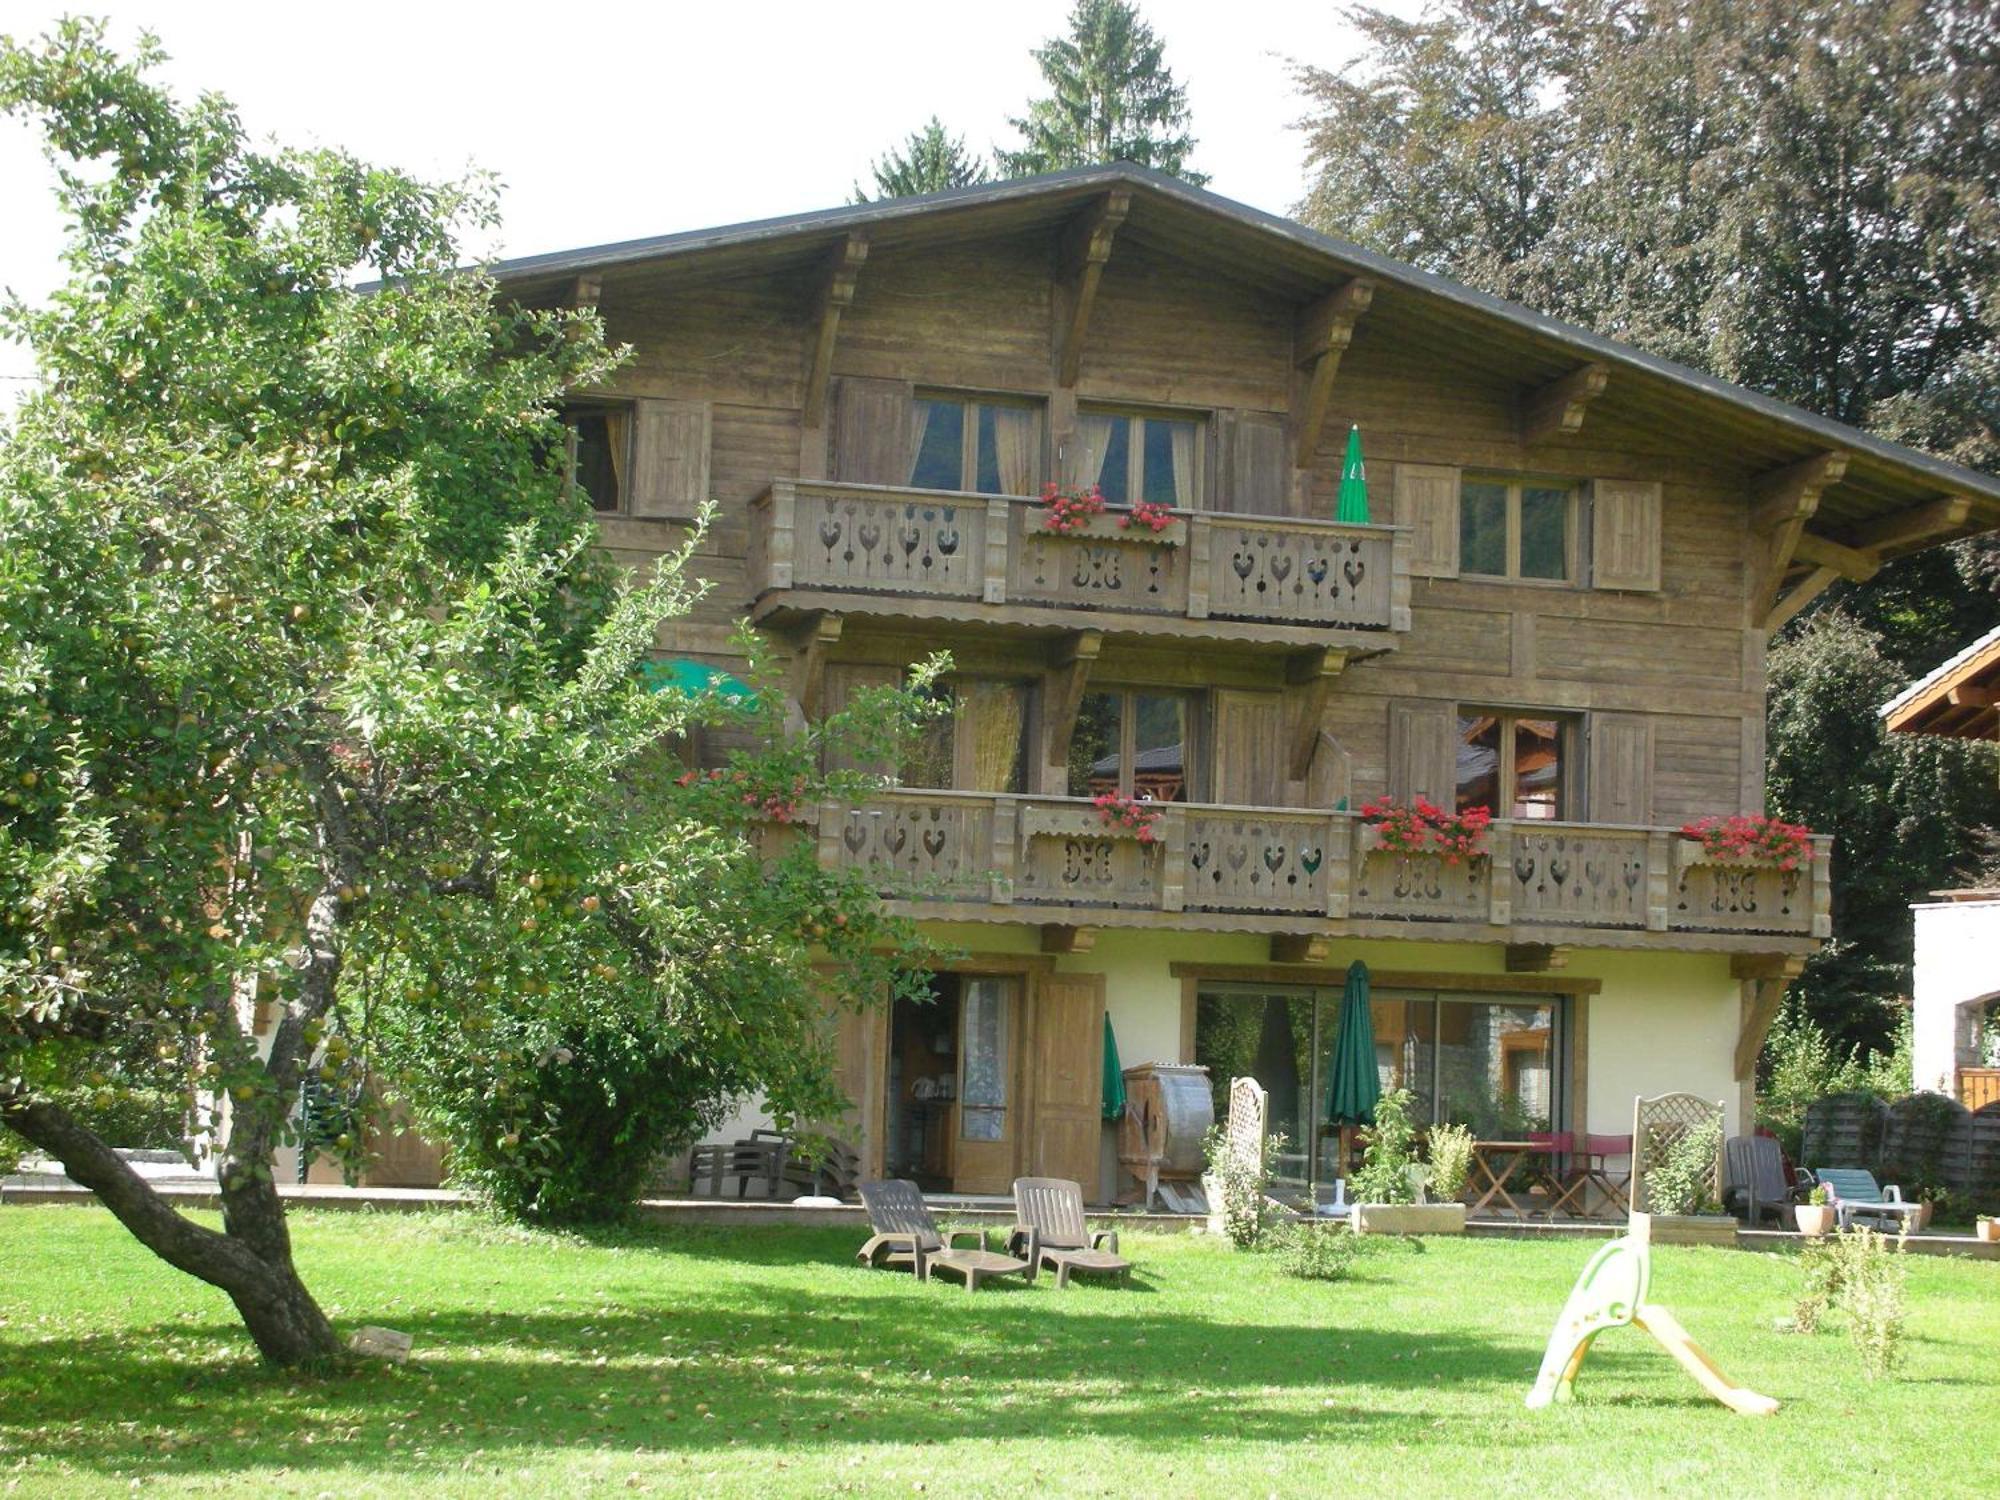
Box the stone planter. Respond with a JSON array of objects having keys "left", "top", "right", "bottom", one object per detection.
[
  {"left": 1912, "top": 1199, "right": 1935, "bottom": 1232},
  {"left": 1629, "top": 1211, "right": 1738, "bottom": 1248},
  {"left": 1975, "top": 1217, "right": 1999, "bottom": 1244},
  {"left": 1350, "top": 1202, "right": 1466, "bottom": 1236},
  {"left": 1794, "top": 1203, "right": 1837, "bottom": 1238},
  {"left": 1037, "top": 511, "right": 1187, "bottom": 546}
]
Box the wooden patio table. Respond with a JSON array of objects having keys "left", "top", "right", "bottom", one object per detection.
[{"left": 1468, "top": 1140, "right": 1540, "bottom": 1218}]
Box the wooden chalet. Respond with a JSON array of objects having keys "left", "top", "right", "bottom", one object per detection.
[{"left": 487, "top": 165, "right": 2000, "bottom": 1202}]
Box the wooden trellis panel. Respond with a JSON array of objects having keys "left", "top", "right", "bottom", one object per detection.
[{"left": 1629, "top": 1092, "right": 1723, "bottom": 1215}]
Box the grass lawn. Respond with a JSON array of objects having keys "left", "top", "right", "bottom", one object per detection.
[{"left": 0, "top": 1208, "right": 1994, "bottom": 1497}]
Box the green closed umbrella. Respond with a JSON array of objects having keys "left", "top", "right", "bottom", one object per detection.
[
  {"left": 1336, "top": 425, "right": 1370, "bottom": 524},
  {"left": 1101, "top": 1013, "right": 1126, "bottom": 1121},
  {"left": 1324, "top": 960, "right": 1380, "bottom": 1178}
]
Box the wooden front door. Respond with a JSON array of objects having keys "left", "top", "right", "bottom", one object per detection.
[
  {"left": 951, "top": 976, "right": 1022, "bottom": 1194},
  {"left": 1030, "top": 973, "right": 1106, "bottom": 1189}
]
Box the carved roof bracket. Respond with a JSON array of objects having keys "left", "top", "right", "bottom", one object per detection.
[
  {"left": 1522, "top": 362, "right": 1609, "bottom": 445},
  {"left": 802, "top": 231, "right": 870, "bottom": 429},
  {"left": 1054, "top": 190, "right": 1131, "bottom": 388},
  {"left": 1292, "top": 277, "right": 1376, "bottom": 467}
]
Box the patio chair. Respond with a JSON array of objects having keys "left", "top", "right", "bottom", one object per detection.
[
  {"left": 1011, "top": 1177, "right": 1133, "bottom": 1288},
  {"left": 1723, "top": 1135, "right": 1809, "bottom": 1226},
  {"left": 1811, "top": 1168, "right": 1924, "bottom": 1232},
  {"left": 1574, "top": 1134, "right": 1633, "bottom": 1217},
  {"left": 1528, "top": 1131, "right": 1590, "bottom": 1218},
  {"left": 854, "top": 1179, "right": 1030, "bottom": 1292}
]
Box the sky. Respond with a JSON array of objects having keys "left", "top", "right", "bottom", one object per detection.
[{"left": 0, "top": 0, "right": 1426, "bottom": 396}]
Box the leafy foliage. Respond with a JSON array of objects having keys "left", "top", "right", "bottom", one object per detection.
[
  {"left": 1424, "top": 1121, "right": 1475, "bottom": 1202},
  {"left": 852, "top": 117, "right": 990, "bottom": 202},
  {"left": 1643, "top": 1117, "right": 1722, "bottom": 1217},
  {"left": 1793, "top": 1225, "right": 1909, "bottom": 1379},
  {"left": 1270, "top": 1217, "right": 1360, "bottom": 1281},
  {"left": 1350, "top": 1087, "right": 1419, "bottom": 1204},
  {"left": 999, "top": 0, "right": 1205, "bottom": 182},
  {"left": 1202, "top": 1124, "right": 1284, "bottom": 1248},
  {"left": 1759, "top": 999, "right": 1911, "bottom": 1159}
]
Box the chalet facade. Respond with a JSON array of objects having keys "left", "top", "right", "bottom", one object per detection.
[{"left": 496, "top": 166, "right": 2000, "bottom": 1203}]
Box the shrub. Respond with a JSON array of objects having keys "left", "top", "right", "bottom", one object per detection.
[
  {"left": 1351, "top": 1088, "right": 1419, "bottom": 1204},
  {"left": 1203, "top": 1126, "right": 1286, "bottom": 1249},
  {"left": 1644, "top": 1116, "right": 1722, "bottom": 1216},
  {"left": 1426, "top": 1121, "right": 1475, "bottom": 1201},
  {"left": 1272, "top": 1218, "right": 1360, "bottom": 1280},
  {"left": 1793, "top": 1226, "right": 1908, "bottom": 1378},
  {"left": 41, "top": 1086, "right": 188, "bottom": 1153}
]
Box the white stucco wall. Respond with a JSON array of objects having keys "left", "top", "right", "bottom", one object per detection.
[{"left": 1912, "top": 898, "right": 2000, "bottom": 1095}]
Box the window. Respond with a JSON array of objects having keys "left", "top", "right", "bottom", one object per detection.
[
  {"left": 907, "top": 393, "right": 1043, "bottom": 496},
  {"left": 561, "top": 402, "right": 632, "bottom": 513},
  {"left": 1067, "top": 689, "right": 1196, "bottom": 802},
  {"left": 1076, "top": 408, "right": 1203, "bottom": 507},
  {"left": 1194, "top": 984, "right": 1563, "bottom": 1188},
  {"left": 959, "top": 978, "right": 1014, "bottom": 1141},
  {"left": 897, "top": 679, "right": 1033, "bottom": 794},
  {"left": 1460, "top": 475, "right": 1575, "bottom": 581},
  {"left": 1456, "top": 711, "right": 1572, "bottom": 820}
]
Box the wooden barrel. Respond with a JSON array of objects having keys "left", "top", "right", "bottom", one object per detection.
[{"left": 1120, "top": 1063, "right": 1214, "bottom": 1179}]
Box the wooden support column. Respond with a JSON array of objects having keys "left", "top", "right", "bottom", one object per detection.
[
  {"left": 1285, "top": 647, "right": 1347, "bottom": 782},
  {"left": 786, "top": 612, "right": 844, "bottom": 720},
  {"left": 1292, "top": 278, "right": 1375, "bottom": 466},
  {"left": 1751, "top": 451, "right": 1848, "bottom": 627},
  {"left": 1521, "top": 362, "right": 1609, "bottom": 445},
  {"left": 1054, "top": 190, "right": 1130, "bottom": 388},
  {"left": 1731, "top": 954, "right": 1806, "bottom": 1081},
  {"left": 1041, "top": 629, "right": 1103, "bottom": 779},
  {"left": 801, "top": 231, "right": 869, "bottom": 430}
]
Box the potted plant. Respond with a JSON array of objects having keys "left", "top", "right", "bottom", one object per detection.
[
  {"left": 1349, "top": 1090, "right": 1466, "bottom": 1235},
  {"left": 1035, "top": 484, "right": 1188, "bottom": 545},
  {"left": 1629, "top": 1116, "right": 1737, "bottom": 1246},
  {"left": 1976, "top": 1214, "right": 1999, "bottom": 1245},
  {"left": 1675, "top": 813, "right": 1814, "bottom": 871},
  {"left": 1795, "top": 1183, "right": 1836, "bottom": 1238}
]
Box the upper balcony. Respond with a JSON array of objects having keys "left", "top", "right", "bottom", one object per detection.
[
  {"left": 795, "top": 790, "right": 1832, "bottom": 957},
  {"left": 747, "top": 480, "right": 1411, "bottom": 652}
]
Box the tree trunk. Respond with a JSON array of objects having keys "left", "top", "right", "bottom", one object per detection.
[{"left": 1, "top": 1095, "right": 342, "bottom": 1368}]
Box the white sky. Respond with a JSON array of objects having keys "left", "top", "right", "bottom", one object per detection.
[{"left": 0, "top": 0, "right": 1425, "bottom": 396}]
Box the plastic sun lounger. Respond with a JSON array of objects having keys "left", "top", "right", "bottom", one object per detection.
[
  {"left": 1812, "top": 1168, "right": 1924, "bottom": 1232},
  {"left": 855, "top": 1179, "right": 1030, "bottom": 1293},
  {"left": 1010, "top": 1177, "right": 1133, "bottom": 1288}
]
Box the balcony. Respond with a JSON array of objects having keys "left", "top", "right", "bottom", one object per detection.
[
  {"left": 747, "top": 480, "right": 1411, "bottom": 648},
  {"left": 800, "top": 790, "right": 1832, "bottom": 954}
]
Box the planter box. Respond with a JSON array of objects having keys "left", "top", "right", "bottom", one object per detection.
[
  {"left": 1673, "top": 839, "right": 1800, "bottom": 874},
  {"left": 1794, "top": 1203, "right": 1837, "bottom": 1238},
  {"left": 1035, "top": 512, "right": 1187, "bottom": 546},
  {"left": 1019, "top": 803, "right": 1161, "bottom": 842},
  {"left": 1976, "top": 1218, "right": 1999, "bottom": 1244},
  {"left": 1629, "top": 1211, "right": 1738, "bottom": 1248},
  {"left": 1349, "top": 1202, "right": 1466, "bottom": 1236}
]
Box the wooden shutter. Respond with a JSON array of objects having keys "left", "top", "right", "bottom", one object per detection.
[
  {"left": 1590, "top": 478, "right": 1663, "bottom": 592},
  {"left": 831, "top": 377, "right": 914, "bottom": 485},
  {"left": 1387, "top": 699, "right": 1457, "bottom": 805},
  {"left": 628, "top": 398, "right": 710, "bottom": 519},
  {"left": 1587, "top": 713, "right": 1655, "bottom": 825},
  {"left": 1212, "top": 689, "right": 1285, "bottom": 806},
  {"left": 1219, "top": 411, "right": 1290, "bottom": 516},
  {"left": 1029, "top": 972, "right": 1106, "bottom": 1188},
  {"left": 1393, "top": 463, "right": 1461, "bottom": 577}
]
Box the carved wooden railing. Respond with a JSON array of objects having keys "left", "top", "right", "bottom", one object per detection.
[
  {"left": 810, "top": 790, "right": 1833, "bottom": 942},
  {"left": 749, "top": 480, "right": 1411, "bottom": 634}
]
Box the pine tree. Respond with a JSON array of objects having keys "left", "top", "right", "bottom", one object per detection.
[
  {"left": 999, "top": 0, "right": 1205, "bottom": 184},
  {"left": 852, "top": 117, "right": 990, "bottom": 203}
]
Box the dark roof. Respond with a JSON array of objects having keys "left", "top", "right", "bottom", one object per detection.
[{"left": 485, "top": 163, "right": 2000, "bottom": 523}]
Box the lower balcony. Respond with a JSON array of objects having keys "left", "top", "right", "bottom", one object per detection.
[{"left": 797, "top": 791, "right": 1831, "bottom": 955}]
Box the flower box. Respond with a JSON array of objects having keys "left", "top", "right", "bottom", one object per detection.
[
  {"left": 1039, "top": 512, "right": 1187, "bottom": 546},
  {"left": 1349, "top": 1202, "right": 1466, "bottom": 1236},
  {"left": 1020, "top": 803, "right": 1160, "bottom": 843}
]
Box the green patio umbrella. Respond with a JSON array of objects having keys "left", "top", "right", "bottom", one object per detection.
[
  {"left": 1101, "top": 1012, "right": 1126, "bottom": 1121},
  {"left": 641, "top": 657, "right": 756, "bottom": 702},
  {"left": 1336, "top": 425, "right": 1370, "bottom": 524},
  {"left": 1324, "top": 959, "right": 1381, "bottom": 1179}
]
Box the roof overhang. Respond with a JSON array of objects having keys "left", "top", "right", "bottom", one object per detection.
[{"left": 1882, "top": 624, "right": 2000, "bottom": 739}]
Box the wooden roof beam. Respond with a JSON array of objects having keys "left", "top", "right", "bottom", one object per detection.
[
  {"left": 1751, "top": 451, "right": 1849, "bottom": 625},
  {"left": 1791, "top": 530, "right": 1881, "bottom": 583},
  {"left": 561, "top": 274, "right": 603, "bottom": 311},
  {"left": 1763, "top": 565, "right": 1839, "bottom": 632},
  {"left": 1285, "top": 647, "right": 1348, "bottom": 781},
  {"left": 1291, "top": 277, "right": 1375, "bottom": 466},
  {"left": 801, "top": 231, "right": 869, "bottom": 429},
  {"left": 1042, "top": 629, "right": 1104, "bottom": 768},
  {"left": 1521, "top": 362, "right": 1609, "bottom": 446},
  {"left": 1948, "top": 685, "right": 2000, "bottom": 708},
  {"left": 1054, "top": 190, "right": 1131, "bottom": 389},
  {"left": 1848, "top": 494, "right": 1974, "bottom": 556}
]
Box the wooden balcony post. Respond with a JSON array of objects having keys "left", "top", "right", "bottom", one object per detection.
[
  {"left": 1645, "top": 829, "right": 1672, "bottom": 931},
  {"left": 817, "top": 798, "right": 847, "bottom": 872},
  {"left": 1186, "top": 516, "right": 1212, "bottom": 620},
  {"left": 989, "top": 796, "right": 1018, "bottom": 904},
  {"left": 1389, "top": 526, "right": 1413, "bottom": 633},
  {"left": 764, "top": 479, "right": 797, "bottom": 590},
  {"left": 1809, "top": 834, "right": 1833, "bottom": 938},
  {"left": 983, "top": 498, "right": 1011, "bottom": 604},
  {"left": 1325, "top": 813, "right": 1353, "bottom": 919},
  {"left": 1156, "top": 806, "right": 1188, "bottom": 913},
  {"left": 1486, "top": 822, "right": 1513, "bottom": 926}
]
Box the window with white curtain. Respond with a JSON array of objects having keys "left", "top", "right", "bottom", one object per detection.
[
  {"left": 1076, "top": 407, "right": 1203, "bottom": 508},
  {"left": 906, "top": 392, "right": 1044, "bottom": 496},
  {"left": 959, "top": 978, "right": 1013, "bottom": 1141}
]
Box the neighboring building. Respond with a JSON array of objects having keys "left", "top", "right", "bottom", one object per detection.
[
  {"left": 408, "top": 165, "right": 1999, "bottom": 1203},
  {"left": 1882, "top": 626, "right": 2000, "bottom": 1111}
]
